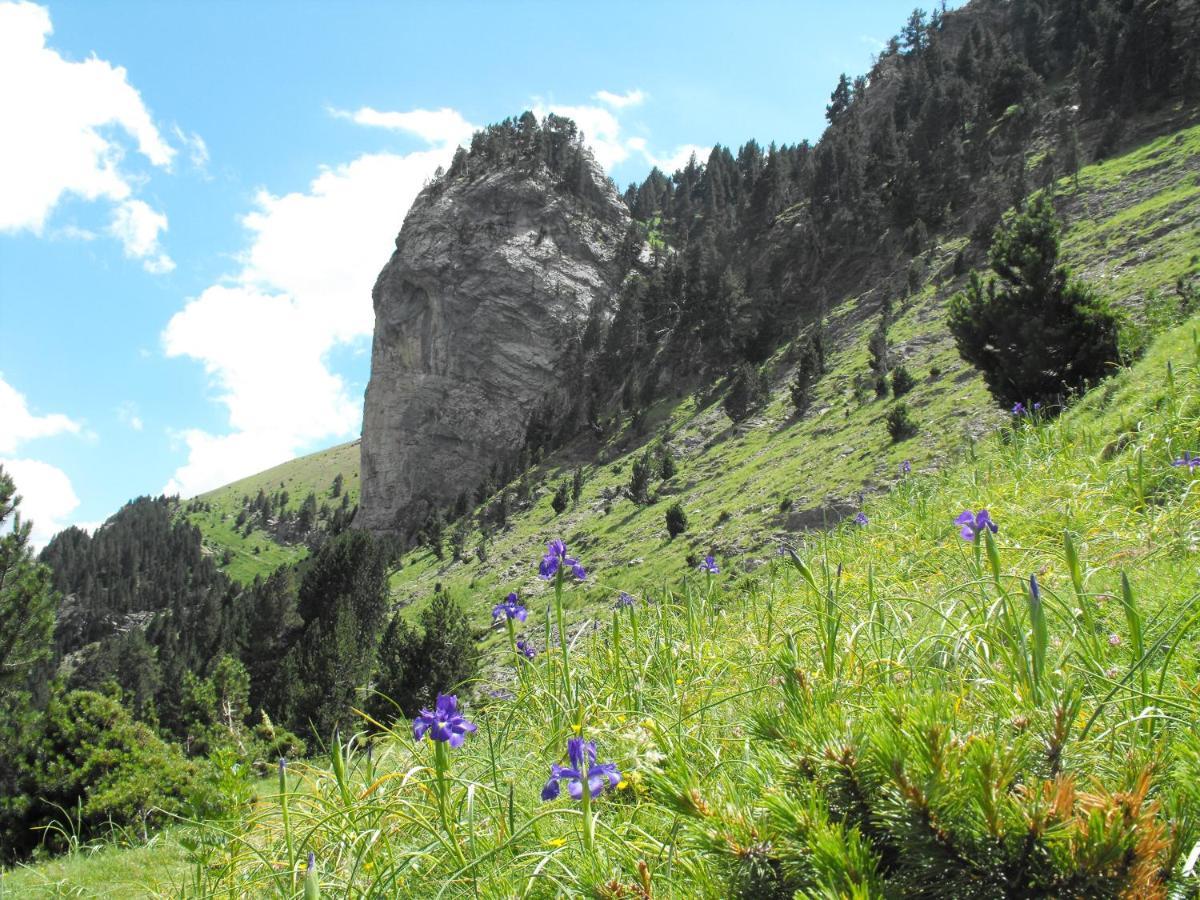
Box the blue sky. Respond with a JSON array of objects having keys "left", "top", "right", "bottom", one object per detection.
[{"left": 0, "top": 0, "right": 949, "bottom": 544}]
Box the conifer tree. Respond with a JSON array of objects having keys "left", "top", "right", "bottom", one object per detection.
[{"left": 948, "top": 195, "right": 1120, "bottom": 405}]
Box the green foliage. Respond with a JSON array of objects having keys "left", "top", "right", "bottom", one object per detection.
[
  {"left": 3, "top": 689, "right": 228, "bottom": 861},
  {"left": 723, "top": 363, "right": 770, "bottom": 423},
  {"left": 369, "top": 594, "right": 479, "bottom": 723},
  {"left": 571, "top": 467, "right": 585, "bottom": 505},
  {"left": 551, "top": 481, "right": 570, "bottom": 515},
  {"left": 665, "top": 501, "right": 689, "bottom": 540},
  {"left": 629, "top": 451, "right": 653, "bottom": 505},
  {"left": 281, "top": 531, "right": 391, "bottom": 740},
  {"left": 790, "top": 326, "right": 826, "bottom": 416},
  {"left": 890, "top": 364, "right": 916, "bottom": 397},
  {"left": 885, "top": 401, "right": 919, "bottom": 442},
  {"left": 948, "top": 195, "right": 1122, "bottom": 405}
]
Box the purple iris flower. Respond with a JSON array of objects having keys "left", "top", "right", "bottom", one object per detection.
[
  {"left": 411, "top": 694, "right": 477, "bottom": 748},
  {"left": 854, "top": 512, "right": 868, "bottom": 526},
  {"left": 1012, "top": 402, "right": 1026, "bottom": 415},
  {"left": 516, "top": 640, "right": 537, "bottom": 659},
  {"left": 492, "top": 592, "right": 527, "bottom": 622},
  {"left": 698, "top": 555, "right": 719, "bottom": 574},
  {"left": 1033, "top": 402, "right": 1042, "bottom": 411},
  {"left": 955, "top": 509, "right": 998, "bottom": 542},
  {"left": 1171, "top": 451, "right": 1200, "bottom": 469},
  {"left": 541, "top": 737, "right": 621, "bottom": 801},
  {"left": 616, "top": 592, "right": 636, "bottom": 608},
  {"left": 901, "top": 460, "right": 911, "bottom": 475},
  {"left": 539, "top": 539, "right": 586, "bottom": 581}
]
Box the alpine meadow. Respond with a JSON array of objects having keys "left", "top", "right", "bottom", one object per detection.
[{"left": 3, "top": 0, "right": 1200, "bottom": 896}]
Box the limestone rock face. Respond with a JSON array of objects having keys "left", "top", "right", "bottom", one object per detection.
[{"left": 360, "top": 156, "right": 630, "bottom": 536}]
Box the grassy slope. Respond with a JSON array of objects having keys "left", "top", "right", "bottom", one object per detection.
[
  {"left": 184, "top": 309, "right": 1200, "bottom": 896},
  {"left": 182, "top": 124, "right": 1200, "bottom": 645},
  {"left": 12, "top": 121, "right": 1200, "bottom": 899},
  {"left": 182, "top": 440, "right": 361, "bottom": 583},
  {"left": 385, "top": 123, "right": 1200, "bottom": 649}
]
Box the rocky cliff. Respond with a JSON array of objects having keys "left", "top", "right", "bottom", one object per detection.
[{"left": 360, "top": 138, "right": 633, "bottom": 536}]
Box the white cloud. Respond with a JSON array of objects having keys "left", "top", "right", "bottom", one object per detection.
[
  {"left": 0, "top": 1, "right": 180, "bottom": 270},
  {"left": 626, "top": 137, "right": 708, "bottom": 173},
  {"left": 0, "top": 373, "right": 81, "bottom": 453},
  {"left": 162, "top": 143, "right": 459, "bottom": 497},
  {"left": 533, "top": 99, "right": 630, "bottom": 170},
  {"left": 593, "top": 89, "right": 646, "bottom": 109},
  {"left": 534, "top": 91, "right": 705, "bottom": 175},
  {"left": 0, "top": 374, "right": 83, "bottom": 548},
  {"left": 172, "top": 124, "right": 209, "bottom": 171},
  {"left": 109, "top": 198, "right": 174, "bottom": 273},
  {"left": 1, "top": 456, "right": 80, "bottom": 548},
  {"left": 329, "top": 105, "right": 475, "bottom": 148}
]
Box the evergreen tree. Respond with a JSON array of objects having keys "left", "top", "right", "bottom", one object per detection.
[
  {"left": 551, "top": 482, "right": 570, "bottom": 515},
  {"left": 629, "top": 451, "right": 653, "bottom": 505},
  {"left": 723, "top": 363, "right": 770, "bottom": 423},
  {"left": 665, "top": 502, "right": 689, "bottom": 540},
  {"left": 948, "top": 195, "right": 1121, "bottom": 405}
]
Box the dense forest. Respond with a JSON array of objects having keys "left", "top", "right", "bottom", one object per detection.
[{"left": 2, "top": 0, "right": 1198, "bottom": 865}]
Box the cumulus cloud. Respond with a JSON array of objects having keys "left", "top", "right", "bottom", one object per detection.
[
  {"left": 0, "top": 373, "right": 81, "bottom": 453},
  {"left": 329, "top": 105, "right": 475, "bottom": 148},
  {"left": 0, "top": 0, "right": 180, "bottom": 269},
  {"left": 531, "top": 99, "right": 632, "bottom": 170},
  {"left": 535, "top": 91, "right": 706, "bottom": 176},
  {"left": 161, "top": 141, "right": 462, "bottom": 497},
  {"left": 0, "top": 374, "right": 83, "bottom": 547},
  {"left": 593, "top": 89, "right": 647, "bottom": 109},
  {"left": 1, "top": 456, "right": 80, "bottom": 548},
  {"left": 627, "top": 137, "right": 710, "bottom": 173}
]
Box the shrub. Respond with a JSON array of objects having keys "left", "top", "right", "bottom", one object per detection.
[
  {"left": 629, "top": 452, "right": 653, "bottom": 504},
  {"left": 3, "top": 689, "right": 228, "bottom": 860},
  {"left": 947, "top": 195, "right": 1120, "bottom": 406},
  {"left": 891, "top": 364, "right": 916, "bottom": 397},
  {"left": 551, "top": 482, "right": 569, "bottom": 515},
  {"left": 665, "top": 502, "right": 689, "bottom": 539},
  {"left": 886, "top": 402, "right": 919, "bottom": 442},
  {"left": 723, "top": 363, "right": 770, "bottom": 423}
]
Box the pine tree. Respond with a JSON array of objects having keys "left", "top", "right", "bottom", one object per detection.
[{"left": 948, "top": 195, "right": 1120, "bottom": 405}]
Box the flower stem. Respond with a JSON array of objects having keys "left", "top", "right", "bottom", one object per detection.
[
  {"left": 555, "top": 569, "right": 571, "bottom": 705},
  {"left": 433, "top": 740, "right": 466, "bottom": 865},
  {"left": 278, "top": 760, "right": 294, "bottom": 888}
]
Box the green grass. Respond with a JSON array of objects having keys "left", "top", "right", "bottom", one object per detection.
[
  {"left": 172, "top": 313, "right": 1200, "bottom": 897},
  {"left": 1, "top": 834, "right": 189, "bottom": 898},
  {"left": 15, "top": 122, "right": 1200, "bottom": 900},
  {"left": 182, "top": 440, "right": 361, "bottom": 583}
]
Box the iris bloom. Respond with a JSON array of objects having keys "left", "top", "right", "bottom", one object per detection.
[
  {"left": 1012, "top": 402, "right": 1026, "bottom": 415},
  {"left": 541, "top": 737, "right": 621, "bottom": 801},
  {"left": 854, "top": 512, "right": 868, "bottom": 526},
  {"left": 1172, "top": 451, "right": 1200, "bottom": 469},
  {"left": 516, "top": 640, "right": 537, "bottom": 659},
  {"left": 492, "top": 592, "right": 527, "bottom": 622},
  {"left": 955, "top": 509, "right": 998, "bottom": 542},
  {"left": 698, "top": 555, "right": 719, "bottom": 574},
  {"left": 412, "top": 694, "right": 477, "bottom": 748},
  {"left": 539, "top": 539, "right": 586, "bottom": 580},
  {"left": 616, "top": 592, "right": 636, "bottom": 608},
  {"left": 901, "top": 460, "right": 911, "bottom": 475}
]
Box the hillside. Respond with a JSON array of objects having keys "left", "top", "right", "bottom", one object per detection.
[
  {"left": 17, "top": 297, "right": 1200, "bottom": 896},
  {"left": 190, "top": 122, "right": 1200, "bottom": 652},
  {"left": 181, "top": 440, "right": 361, "bottom": 583}
]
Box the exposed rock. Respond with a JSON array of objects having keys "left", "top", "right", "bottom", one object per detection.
[{"left": 360, "top": 148, "right": 632, "bottom": 536}]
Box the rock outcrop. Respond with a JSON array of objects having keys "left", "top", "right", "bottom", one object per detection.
[{"left": 360, "top": 141, "right": 632, "bottom": 536}]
